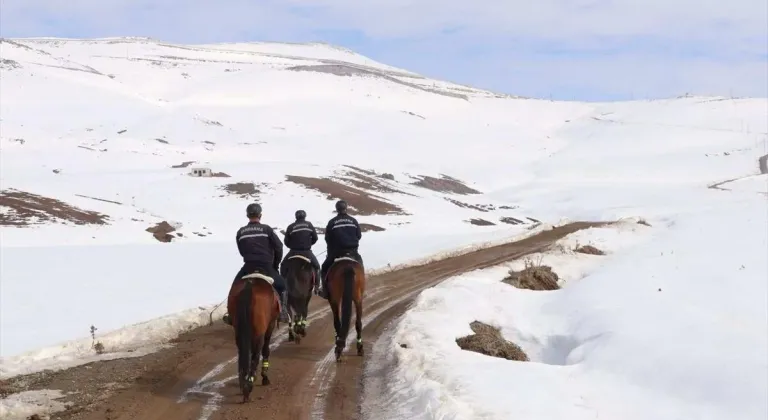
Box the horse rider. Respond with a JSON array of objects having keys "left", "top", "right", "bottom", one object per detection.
[
  {"left": 281, "top": 209, "right": 322, "bottom": 294},
  {"left": 319, "top": 200, "right": 364, "bottom": 299},
  {"left": 223, "top": 203, "right": 289, "bottom": 325}
]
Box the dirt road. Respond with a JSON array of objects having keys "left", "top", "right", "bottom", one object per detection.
[{"left": 4, "top": 222, "right": 605, "bottom": 420}]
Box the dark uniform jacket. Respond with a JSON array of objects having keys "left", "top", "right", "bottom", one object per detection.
[
  {"left": 284, "top": 220, "right": 318, "bottom": 251},
  {"left": 324, "top": 214, "right": 362, "bottom": 252},
  {"left": 236, "top": 221, "right": 283, "bottom": 269}
]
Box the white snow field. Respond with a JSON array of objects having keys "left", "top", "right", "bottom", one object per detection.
[{"left": 1, "top": 37, "right": 767, "bottom": 419}]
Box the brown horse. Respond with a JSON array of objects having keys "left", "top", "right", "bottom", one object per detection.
[
  {"left": 325, "top": 255, "right": 366, "bottom": 362},
  {"left": 226, "top": 271, "right": 280, "bottom": 402}
]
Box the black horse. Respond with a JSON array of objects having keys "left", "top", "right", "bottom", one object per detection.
[{"left": 282, "top": 255, "right": 315, "bottom": 343}]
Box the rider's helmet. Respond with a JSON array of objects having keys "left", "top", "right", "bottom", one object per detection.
[
  {"left": 295, "top": 209, "right": 307, "bottom": 220},
  {"left": 335, "top": 200, "right": 348, "bottom": 214},
  {"left": 246, "top": 203, "right": 262, "bottom": 218}
]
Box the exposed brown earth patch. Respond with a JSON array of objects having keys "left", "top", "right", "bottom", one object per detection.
[
  {"left": 575, "top": 244, "right": 605, "bottom": 255},
  {"left": 467, "top": 218, "right": 495, "bottom": 226},
  {"left": 500, "top": 216, "right": 526, "bottom": 225},
  {"left": 146, "top": 221, "right": 176, "bottom": 243},
  {"left": 171, "top": 161, "right": 196, "bottom": 168},
  {"left": 446, "top": 198, "right": 495, "bottom": 212},
  {"left": 411, "top": 174, "right": 481, "bottom": 195},
  {"left": 220, "top": 182, "right": 260, "bottom": 198},
  {"left": 360, "top": 223, "right": 386, "bottom": 232},
  {"left": 74, "top": 194, "right": 123, "bottom": 206},
  {"left": 210, "top": 172, "right": 231, "bottom": 178},
  {"left": 286, "top": 175, "right": 407, "bottom": 216},
  {"left": 335, "top": 166, "right": 413, "bottom": 196},
  {"left": 0, "top": 190, "right": 109, "bottom": 226},
  {"left": 637, "top": 218, "right": 651, "bottom": 226},
  {"left": 503, "top": 259, "right": 560, "bottom": 290},
  {"left": 456, "top": 321, "right": 529, "bottom": 361}
]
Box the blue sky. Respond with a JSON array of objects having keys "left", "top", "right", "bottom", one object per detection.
[{"left": 1, "top": 0, "right": 766, "bottom": 101}]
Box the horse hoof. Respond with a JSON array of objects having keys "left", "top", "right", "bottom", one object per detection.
[
  {"left": 262, "top": 377, "right": 270, "bottom": 386},
  {"left": 294, "top": 336, "right": 301, "bottom": 345},
  {"left": 357, "top": 346, "right": 364, "bottom": 357},
  {"left": 288, "top": 333, "right": 295, "bottom": 342}
]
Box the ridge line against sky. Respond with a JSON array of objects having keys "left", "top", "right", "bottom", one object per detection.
[{"left": 1, "top": 0, "right": 767, "bottom": 101}]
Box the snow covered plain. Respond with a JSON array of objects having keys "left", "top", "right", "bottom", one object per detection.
[
  {"left": 364, "top": 103, "right": 768, "bottom": 419},
  {"left": 1, "top": 37, "right": 767, "bottom": 419}
]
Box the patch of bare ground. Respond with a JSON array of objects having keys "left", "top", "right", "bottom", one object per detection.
[
  {"left": 499, "top": 216, "right": 526, "bottom": 225},
  {"left": 0, "top": 190, "right": 109, "bottom": 226},
  {"left": 335, "top": 166, "right": 413, "bottom": 196},
  {"left": 411, "top": 174, "right": 481, "bottom": 195},
  {"left": 637, "top": 218, "right": 651, "bottom": 226},
  {"left": 219, "top": 182, "right": 260, "bottom": 198},
  {"left": 446, "top": 198, "right": 495, "bottom": 212},
  {"left": 146, "top": 221, "right": 176, "bottom": 242},
  {"left": 171, "top": 161, "right": 196, "bottom": 168},
  {"left": 467, "top": 218, "right": 495, "bottom": 226},
  {"left": 360, "top": 223, "right": 385, "bottom": 232},
  {"left": 285, "top": 175, "right": 407, "bottom": 216},
  {"left": 503, "top": 258, "right": 560, "bottom": 290},
  {"left": 456, "top": 321, "right": 529, "bottom": 361},
  {"left": 74, "top": 194, "right": 123, "bottom": 205},
  {"left": 1, "top": 58, "right": 22, "bottom": 69},
  {"left": 210, "top": 172, "right": 231, "bottom": 178},
  {"left": 575, "top": 244, "right": 605, "bottom": 255}
]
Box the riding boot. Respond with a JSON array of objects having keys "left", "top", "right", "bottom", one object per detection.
[
  {"left": 320, "top": 276, "right": 330, "bottom": 300},
  {"left": 313, "top": 269, "right": 322, "bottom": 295},
  {"left": 278, "top": 291, "right": 289, "bottom": 322}
]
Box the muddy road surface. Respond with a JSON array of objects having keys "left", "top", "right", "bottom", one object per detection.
[{"left": 4, "top": 222, "right": 606, "bottom": 420}]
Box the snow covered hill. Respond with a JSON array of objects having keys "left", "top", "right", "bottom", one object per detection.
[
  {"left": 1, "top": 37, "right": 767, "bottom": 419},
  {"left": 0, "top": 37, "right": 584, "bottom": 359}
]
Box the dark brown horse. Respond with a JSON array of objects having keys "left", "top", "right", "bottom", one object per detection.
[
  {"left": 325, "top": 255, "right": 366, "bottom": 362},
  {"left": 282, "top": 255, "right": 315, "bottom": 344},
  {"left": 226, "top": 271, "right": 280, "bottom": 402}
]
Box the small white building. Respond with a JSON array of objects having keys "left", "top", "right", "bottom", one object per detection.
[{"left": 189, "top": 167, "right": 213, "bottom": 177}]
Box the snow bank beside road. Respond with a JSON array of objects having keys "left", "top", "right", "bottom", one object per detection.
[{"left": 377, "top": 203, "right": 768, "bottom": 420}]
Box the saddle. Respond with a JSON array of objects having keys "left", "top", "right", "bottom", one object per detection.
[
  {"left": 333, "top": 250, "right": 360, "bottom": 265},
  {"left": 240, "top": 271, "right": 280, "bottom": 308},
  {"left": 241, "top": 271, "right": 275, "bottom": 285},
  {"left": 287, "top": 254, "right": 312, "bottom": 264}
]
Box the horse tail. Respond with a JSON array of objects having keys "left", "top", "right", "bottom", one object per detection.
[
  {"left": 236, "top": 280, "right": 253, "bottom": 378},
  {"left": 339, "top": 265, "right": 355, "bottom": 342}
]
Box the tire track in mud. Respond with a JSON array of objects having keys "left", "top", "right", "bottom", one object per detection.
[{"left": 12, "top": 222, "right": 607, "bottom": 420}]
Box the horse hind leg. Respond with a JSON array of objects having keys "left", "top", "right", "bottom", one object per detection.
[
  {"left": 298, "top": 294, "right": 311, "bottom": 337},
  {"left": 355, "top": 300, "right": 364, "bottom": 357},
  {"left": 287, "top": 302, "right": 296, "bottom": 343},
  {"left": 261, "top": 324, "right": 274, "bottom": 386}
]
